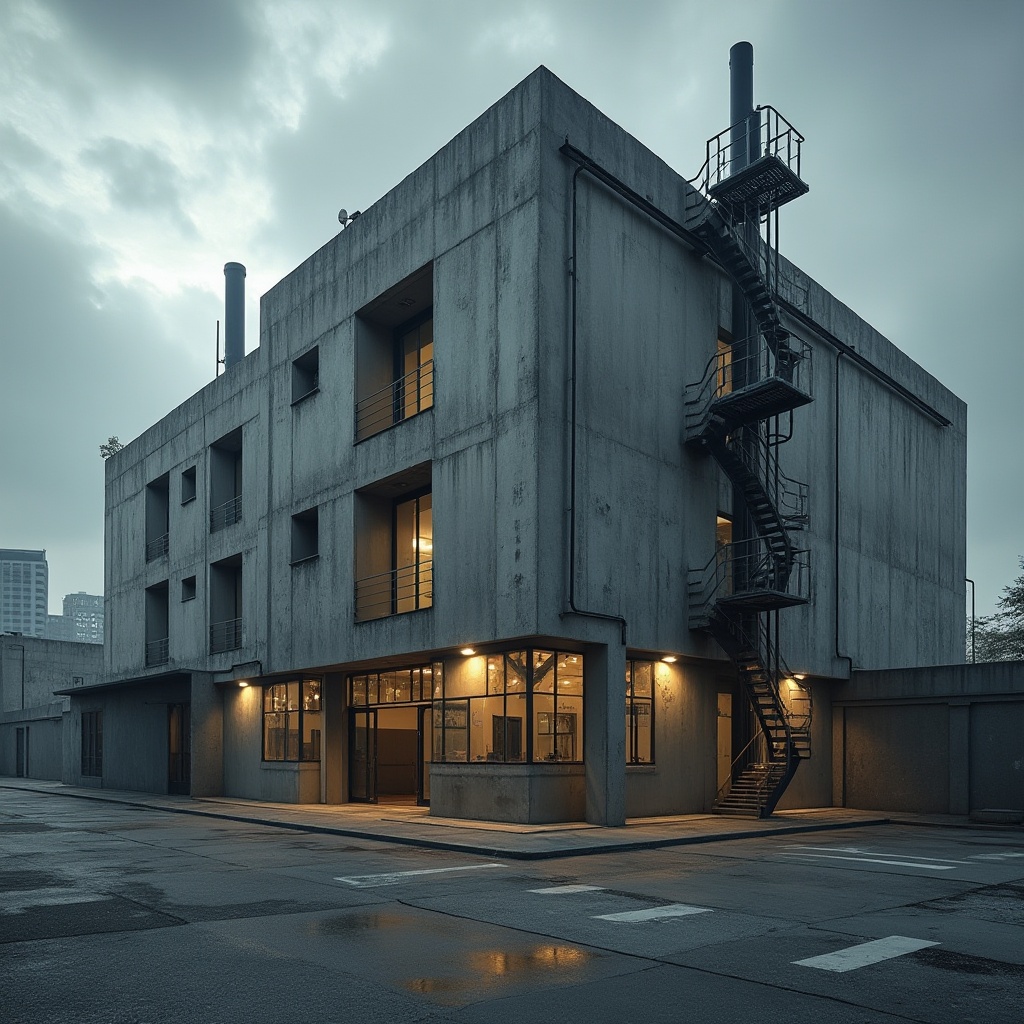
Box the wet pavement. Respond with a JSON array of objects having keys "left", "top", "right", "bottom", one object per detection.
[{"left": 0, "top": 776, "right": 993, "bottom": 859}]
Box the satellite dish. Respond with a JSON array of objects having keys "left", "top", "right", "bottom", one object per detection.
[{"left": 337, "top": 209, "right": 348, "bottom": 225}]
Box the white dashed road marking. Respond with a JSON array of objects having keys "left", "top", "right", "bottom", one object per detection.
[
  {"left": 529, "top": 885, "right": 605, "bottom": 894},
  {"left": 793, "top": 935, "right": 939, "bottom": 973},
  {"left": 334, "top": 863, "right": 504, "bottom": 887},
  {"left": 594, "top": 904, "right": 713, "bottom": 923},
  {"left": 779, "top": 853, "right": 958, "bottom": 870}
]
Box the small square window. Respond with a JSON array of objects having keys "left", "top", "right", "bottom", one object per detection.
[
  {"left": 292, "top": 347, "right": 320, "bottom": 404},
  {"left": 291, "top": 507, "right": 319, "bottom": 564},
  {"left": 181, "top": 466, "right": 197, "bottom": 504},
  {"left": 181, "top": 575, "right": 197, "bottom": 602}
]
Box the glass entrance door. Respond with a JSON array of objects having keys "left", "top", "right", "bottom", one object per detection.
[{"left": 350, "top": 709, "right": 377, "bottom": 802}]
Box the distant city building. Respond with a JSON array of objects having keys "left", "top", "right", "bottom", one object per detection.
[
  {"left": 42, "top": 592, "right": 104, "bottom": 644},
  {"left": 0, "top": 549, "right": 48, "bottom": 638},
  {"left": 61, "top": 592, "right": 104, "bottom": 645}
]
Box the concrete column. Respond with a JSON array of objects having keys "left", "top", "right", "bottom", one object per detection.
[
  {"left": 832, "top": 705, "right": 846, "bottom": 807},
  {"left": 323, "top": 672, "right": 345, "bottom": 804},
  {"left": 948, "top": 701, "right": 970, "bottom": 815},
  {"left": 583, "top": 628, "right": 627, "bottom": 826},
  {"left": 189, "top": 673, "right": 224, "bottom": 797}
]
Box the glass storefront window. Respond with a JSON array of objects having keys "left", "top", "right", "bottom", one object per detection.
[
  {"left": 263, "top": 679, "right": 321, "bottom": 762},
  {"left": 626, "top": 660, "right": 655, "bottom": 764}
]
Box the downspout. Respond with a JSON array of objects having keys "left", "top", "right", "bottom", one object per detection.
[
  {"left": 834, "top": 351, "right": 853, "bottom": 678},
  {"left": 565, "top": 163, "right": 628, "bottom": 647}
]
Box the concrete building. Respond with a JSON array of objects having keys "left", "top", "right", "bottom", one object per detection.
[
  {"left": 63, "top": 60, "right": 967, "bottom": 823},
  {"left": 0, "top": 549, "right": 49, "bottom": 638},
  {"left": 0, "top": 634, "right": 104, "bottom": 780}
]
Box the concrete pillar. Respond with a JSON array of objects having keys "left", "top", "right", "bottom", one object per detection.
[
  {"left": 948, "top": 701, "right": 970, "bottom": 815},
  {"left": 832, "top": 705, "right": 846, "bottom": 807},
  {"left": 189, "top": 673, "right": 224, "bottom": 797},
  {"left": 583, "top": 627, "right": 627, "bottom": 826},
  {"left": 323, "top": 672, "right": 345, "bottom": 804}
]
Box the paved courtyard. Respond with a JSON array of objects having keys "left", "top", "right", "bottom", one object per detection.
[{"left": 1, "top": 787, "right": 1022, "bottom": 1023}]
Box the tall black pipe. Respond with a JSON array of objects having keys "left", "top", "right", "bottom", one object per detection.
[
  {"left": 224, "top": 262, "right": 246, "bottom": 369},
  {"left": 729, "top": 41, "right": 754, "bottom": 174}
]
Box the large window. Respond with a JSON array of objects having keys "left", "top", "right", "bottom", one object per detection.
[
  {"left": 394, "top": 491, "right": 432, "bottom": 614},
  {"left": 354, "top": 264, "right": 434, "bottom": 442},
  {"left": 263, "top": 679, "right": 322, "bottom": 762},
  {"left": 433, "top": 649, "right": 583, "bottom": 764},
  {"left": 350, "top": 665, "right": 439, "bottom": 706},
  {"left": 626, "top": 660, "right": 655, "bottom": 764},
  {"left": 81, "top": 711, "right": 102, "bottom": 777}
]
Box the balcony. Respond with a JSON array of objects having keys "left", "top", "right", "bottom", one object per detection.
[
  {"left": 210, "top": 496, "right": 242, "bottom": 533},
  {"left": 210, "top": 617, "right": 242, "bottom": 654},
  {"left": 145, "top": 637, "right": 169, "bottom": 667},
  {"left": 355, "top": 561, "right": 432, "bottom": 622},
  {"left": 145, "top": 533, "right": 169, "bottom": 562},
  {"left": 355, "top": 360, "right": 434, "bottom": 443}
]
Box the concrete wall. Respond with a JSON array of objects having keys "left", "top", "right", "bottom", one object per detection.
[
  {"left": 0, "top": 705, "right": 64, "bottom": 779},
  {"left": 835, "top": 662, "right": 1024, "bottom": 813},
  {"left": 65, "top": 677, "right": 189, "bottom": 792},
  {"left": 0, "top": 635, "right": 104, "bottom": 712}
]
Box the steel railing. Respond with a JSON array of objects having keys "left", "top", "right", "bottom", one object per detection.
[
  {"left": 689, "top": 537, "right": 810, "bottom": 612},
  {"left": 209, "top": 496, "right": 242, "bottom": 533},
  {"left": 355, "top": 360, "right": 434, "bottom": 442},
  {"left": 354, "top": 561, "right": 432, "bottom": 622},
  {"left": 145, "top": 637, "right": 169, "bottom": 667},
  {"left": 145, "top": 533, "right": 169, "bottom": 561},
  {"left": 209, "top": 617, "right": 242, "bottom": 654},
  {"left": 690, "top": 105, "right": 805, "bottom": 199},
  {"left": 685, "top": 335, "right": 812, "bottom": 433}
]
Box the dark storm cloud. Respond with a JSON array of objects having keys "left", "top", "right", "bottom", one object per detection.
[
  {"left": 82, "top": 138, "right": 195, "bottom": 235},
  {"left": 42, "top": 0, "right": 256, "bottom": 109}
]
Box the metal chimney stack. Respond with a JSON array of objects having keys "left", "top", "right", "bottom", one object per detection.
[
  {"left": 223, "top": 262, "right": 246, "bottom": 369},
  {"left": 729, "top": 41, "right": 760, "bottom": 174}
]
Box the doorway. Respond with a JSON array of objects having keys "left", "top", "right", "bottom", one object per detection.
[
  {"left": 349, "top": 704, "right": 430, "bottom": 805},
  {"left": 15, "top": 727, "right": 28, "bottom": 778},
  {"left": 716, "top": 692, "right": 732, "bottom": 792},
  {"left": 168, "top": 703, "right": 191, "bottom": 795}
]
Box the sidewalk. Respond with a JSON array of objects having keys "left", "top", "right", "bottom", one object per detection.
[{"left": 0, "top": 776, "right": 965, "bottom": 861}]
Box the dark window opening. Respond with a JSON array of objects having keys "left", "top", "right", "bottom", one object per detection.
[
  {"left": 181, "top": 575, "right": 197, "bottom": 602},
  {"left": 145, "top": 474, "right": 170, "bottom": 561},
  {"left": 209, "top": 553, "right": 242, "bottom": 653},
  {"left": 145, "top": 581, "right": 169, "bottom": 666},
  {"left": 291, "top": 507, "right": 319, "bottom": 564},
  {"left": 181, "top": 466, "right": 197, "bottom": 505},
  {"left": 210, "top": 429, "right": 242, "bottom": 532},
  {"left": 292, "top": 346, "right": 320, "bottom": 403}
]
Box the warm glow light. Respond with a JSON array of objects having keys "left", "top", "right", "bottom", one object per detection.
[
  {"left": 794, "top": 673, "right": 806, "bottom": 680},
  {"left": 460, "top": 647, "right": 476, "bottom": 656},
  {"left": 661, "top": 655, "right": 677, "bottom": 663},
  {"left": 238, "top": 681, "right": 249, "bottom": 688}
]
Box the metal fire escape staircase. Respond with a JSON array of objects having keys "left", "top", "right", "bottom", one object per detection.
[{"left": 684, "top": 107, "right": 814, "bottom": 818}]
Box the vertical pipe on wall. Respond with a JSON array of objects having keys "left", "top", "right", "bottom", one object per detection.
[{"left": 224, "top": 262, "right": 246, "bottom": 369}]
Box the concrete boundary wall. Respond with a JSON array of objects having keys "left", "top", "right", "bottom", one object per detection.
[{"left": 834, "top": 662, "right": 1024, "bottom": 814}]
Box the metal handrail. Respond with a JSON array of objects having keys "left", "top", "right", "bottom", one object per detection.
[
  {"left": 145, "top": 533, "right": 169, "bottom": 561},
  {"left": 689, "top": 538, "right": 810, "bottom": 609},
  {"left": 209, "top": 617, "right": 242, "bottom": 654},
  {"left": 355, "top": 360, "right": 434, "bottom": 442},
  {"left": 210, "top": 496, "right": 242, "bottom": 533},
  {"left": 354, "top": 560, "right": 433, "bottom": 622},
  {"left": 714, "top": 730, "right": 768, "bottom": 806},
  {"left": 690, "top": 105, "right": 805, "bottom": 198},
  {"left": 145, "top": 637, "right": 169, "bottom": 666}
]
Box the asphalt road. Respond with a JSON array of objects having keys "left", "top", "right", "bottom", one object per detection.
[{"left": 1, "top": 789, "right": 1022, "bottom": 1023}]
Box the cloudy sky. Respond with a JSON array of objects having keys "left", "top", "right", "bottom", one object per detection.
[{"left": 0, "top": 0, "right": 1020, "bottom": 621}]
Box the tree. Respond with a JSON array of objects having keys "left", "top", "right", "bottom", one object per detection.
[
  {"left": 99, "top": 436, "right": 124, "bottom": 459},
  {"left": 968, "top": 557, "right": 1024, "bottom": 662}
]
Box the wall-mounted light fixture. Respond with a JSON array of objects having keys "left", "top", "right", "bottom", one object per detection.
[
  {"left": 661, "top": 655, "right": 678, "bottom": 664},
  {"left": 460, "top": 647, "right": 476, "bottom": 656}
]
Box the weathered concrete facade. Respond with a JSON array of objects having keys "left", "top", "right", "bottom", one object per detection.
[
  {"left": 0, "top": 635, "right": 103, "bottom": 780},
  {"left": 835, "top": 662, "right": 1024, "bottom": 816},
  {"left": 78, "top": 68, "right": 966, "bottom": 822}
]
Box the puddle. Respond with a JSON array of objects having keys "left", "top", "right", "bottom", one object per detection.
[
  {"left": 309, "top": 910, "right": 453, "bottom": 936},
  {"left": 403, "top": 944, "right": 592, "bottom": 1000}
]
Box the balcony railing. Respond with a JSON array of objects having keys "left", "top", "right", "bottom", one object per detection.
[
  {"left": 209, "top": 617, "right": 243, "bottom": 654},
  {"left": 355, "top": 360, "right": 434, "bottom": 442},
  {"left": 210, "top": 496, "right": 242, "bottom": 533},
  {"left": 355, "top": 561, "right": 432, "bottom": 622},
  {"left": 145, "top": 533, "right": 169, "bottom": 561},
  {"left": 145, "top": 637, "right": 169, "bottom": 667}
]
